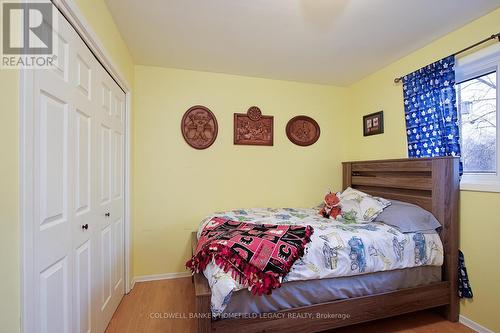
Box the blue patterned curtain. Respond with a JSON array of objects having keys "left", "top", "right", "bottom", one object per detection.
[{"left": 402, "top": 55, "right": 462, "bottom": 173}]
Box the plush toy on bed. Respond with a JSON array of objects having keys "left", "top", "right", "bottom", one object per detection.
[{"left": 319, "top": 191, "right": 342, "bottom": 219}]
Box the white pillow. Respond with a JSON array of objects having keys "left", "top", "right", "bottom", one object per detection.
[{"left": 338, "top": 187, "right": 391, "bottom": 223}]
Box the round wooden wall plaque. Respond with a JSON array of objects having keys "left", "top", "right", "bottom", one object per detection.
[
  {"left": 181, "top": 105, "right": 218, "bottom": 149},
  {"left": 286, "top": 115, "right": 320, "bottom": 146}
]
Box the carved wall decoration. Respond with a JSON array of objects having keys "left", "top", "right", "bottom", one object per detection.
[
  {"left": 286, "top": 115, "right": 320, "bottom": 146},
  {"left": 234, "top": 106, "right": 274, "bottom": 146},
  {"left": 181, "top": 105, "right": 218, "bottom": 149}
]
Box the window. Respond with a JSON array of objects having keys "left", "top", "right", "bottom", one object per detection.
[
  {"left": 456, "top": 45, "right": 500, "bottom": 192},
  {"left": 458, "top": 71, "right": 497, "bottom": 173}
]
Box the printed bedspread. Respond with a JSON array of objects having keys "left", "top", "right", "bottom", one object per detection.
[
  {"left": 197, "top": 208, "right": 444, "bottom": 316},
  {"left": 187, "top": 218, "right": 313, "bottom": 295}
]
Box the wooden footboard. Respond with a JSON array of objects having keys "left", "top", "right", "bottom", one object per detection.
[
  {"left": 191, "top": 234, "right": 451, "bottom": 333},
  {"left": 212, "top": 282, "right": 450, "bottom": 333},
  {"left": 191, "top": 232, "right": 212, "bottom": 333},
  {"left": 191, "top": 157, "right": 460, "bottom": 332}
]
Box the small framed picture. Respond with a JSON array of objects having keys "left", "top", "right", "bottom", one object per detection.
[{"left": 363, "top": 111, "right": 384, "bottom": 136}]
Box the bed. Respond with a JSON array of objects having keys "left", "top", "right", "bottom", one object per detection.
[{"left": 191, "top": 157, "right": 460, "bottom": 333}]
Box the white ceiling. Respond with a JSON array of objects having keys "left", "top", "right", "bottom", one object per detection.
[{"left": 105, "top": 0, "right": 500, "bottom": 86}]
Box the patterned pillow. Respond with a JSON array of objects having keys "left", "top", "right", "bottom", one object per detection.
[{"left": 338, "top": 187, "right": 391, "bottom": 223}]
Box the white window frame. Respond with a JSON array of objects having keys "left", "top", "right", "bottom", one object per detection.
[{"left": 456, "top": 43, "right": 500, "bottom": 193}]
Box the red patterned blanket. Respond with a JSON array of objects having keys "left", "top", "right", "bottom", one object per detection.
[{"left": 186, "top": 217, "right": 313, "bottom": 295}]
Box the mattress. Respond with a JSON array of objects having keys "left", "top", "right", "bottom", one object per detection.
[
  {"left": 198, "top": 207, "right": 444, "bottom": 316},
  {"left": 222, "top": 266, "right": 441, "bottom": 315}
]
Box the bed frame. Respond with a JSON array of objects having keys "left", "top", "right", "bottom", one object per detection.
[{"left": 191, "top": 157, "right": 460, "bottom": 333}]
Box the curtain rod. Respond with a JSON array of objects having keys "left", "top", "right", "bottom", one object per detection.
[{"left": 394, "top": 32, "right": 500, "bottom": 84}]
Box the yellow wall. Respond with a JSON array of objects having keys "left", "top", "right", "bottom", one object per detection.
[
  {"left": 0, "top": 68, "right": 20, "bottom": 333},
  {"left": 2, "top": 0, "right": 499, "bottom": 331},
  {"left": 133, "top": 65, "right": 350, "bottom": 275},
  {"left": 346, "top": 9, "right": 500, "bottom": 332},
  {"left": 73, "top": 0, "right": 134, "bottom": 86}
]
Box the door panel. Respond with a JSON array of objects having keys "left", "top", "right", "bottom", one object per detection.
[
  {"left": 75, "top": 110, "right": 91, "bottom": 216},
  {"left": 113, "top": 218, "right": 124, "bottom": 290},
  {"left": 100, "top": 224, "right": 112, "bottom": 310},
  {"left": 39, "top": 91, "right": 68, "bottom": 230},
  {"left": 102, "top": 83, "right": 111, "bottom": 116},
  {"left": 33, "top": 11, "right": 75, "bottom": 333},
  {"left": 100, "top": 125, "right": 112, "bottom": 205},
  {"left": 75, "top": 241, "right": 92, "bottom": 333},
  {"left": 113, "top": 95, "right": 122, "bottom": 122},
  {"left": 113, "top": 131, "right": 123, "bottom": 199},
  {"left": 70, "top": 17, "right": 99, "bottom": 333},
  {"left": 96, "top": 68, "right": 125, "bottom": 331},
  {"left": 53, "top": 30, "right": 70, "bottom": 82},
  {"left": 76, "top": 55, "right": 92, "bottom": 99},
  {"left": 40, "top": 257, "right": 70, "bottom": 333},
  {"left": 31, "top": 8, "right": 126, "bottom": 333}
]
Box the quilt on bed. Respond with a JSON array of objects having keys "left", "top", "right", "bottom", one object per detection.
[
  {"left": 187, "top": 217, "right": 313, "bottom": 295},
  {"left": 197, "top": 208, "right": 444, "bottom": 316}
]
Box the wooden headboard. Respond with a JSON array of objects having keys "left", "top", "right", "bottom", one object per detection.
[{"left": 342, "top": 157, "right": 460, "bottom": 320}]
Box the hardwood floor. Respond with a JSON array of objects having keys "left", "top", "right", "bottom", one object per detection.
[
  {"left": 105, "top": 277, "right": 196, "bottom": 333},
  {"left": 105, "top": 277, "right": 475, "bottom": 333}
]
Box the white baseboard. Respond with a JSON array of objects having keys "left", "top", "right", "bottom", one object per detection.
[
  {"left": 131, "top": 272, "right": 192, "bottom": 289},
  {"left": 459, "top": 315, "right": 494, "bottom": 333}
]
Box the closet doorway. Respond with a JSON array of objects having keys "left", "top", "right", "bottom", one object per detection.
[{"left": 21, "top": 3, "right": 131, "bottom": 333}]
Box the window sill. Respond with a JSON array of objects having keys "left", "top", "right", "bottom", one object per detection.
[{"left": 460, "top": 181, "right": 500, "bottom": 193}]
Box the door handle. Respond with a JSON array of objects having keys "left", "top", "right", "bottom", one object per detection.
[
  {"left": 82, "top": 224, "right": 89, "bottom": 230},
  {"left": 105, "top": 212, "right": 110, "bottom": 217}
]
